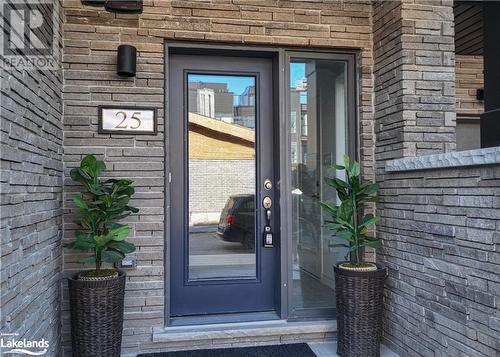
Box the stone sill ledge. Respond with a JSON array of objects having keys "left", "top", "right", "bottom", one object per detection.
[
  {"left": 385, "top": 147, "right": 500, "bottom": 172},
  {"left": 153, "top": 320, "right": 337, "bottom": 343}
]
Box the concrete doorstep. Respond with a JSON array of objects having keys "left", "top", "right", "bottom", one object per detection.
[
  {"left": 149, "top": 320, "right": 399, "bottom": 356},
  {"left": 308, "top": 342, "right": 399, "bottom": 357}
]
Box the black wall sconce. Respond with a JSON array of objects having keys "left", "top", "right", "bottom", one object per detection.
[
  {"left": 81, "top": 0, "right": 143, "bottom": 13},
  {"left": 476, "top": 88, "right": 484, "bottom": 101},
  {"left": 117, "top": 45, "right": 137, "bottom": 77},
  {"left": 82, "top": 0, "right": 105, "bottom": 5},
  {"left": 105, "top": 0, "right": 143, "bottom": 13}
]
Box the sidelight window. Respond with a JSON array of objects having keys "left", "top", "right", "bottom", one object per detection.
[{"left": 289, "top": 57, "right": 350, "bottom": 314}]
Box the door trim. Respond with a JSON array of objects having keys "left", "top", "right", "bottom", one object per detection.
[{"left": 164, "top": 41, "right": 358, "bottom": 326}]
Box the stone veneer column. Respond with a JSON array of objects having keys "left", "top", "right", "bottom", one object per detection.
[
  {"left": 373, "top": 0, "right": 457, "bottom": 354},
  {"left": 374, "top": 0, "right": 456, "bottom": 163}
]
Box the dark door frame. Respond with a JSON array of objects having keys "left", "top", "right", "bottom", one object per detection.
[
  {"left": 164, "top": 41, "right": 358, "bottom": 326},
  {"left": 169, "top": 54, "right": 278, "bottom": 317}
]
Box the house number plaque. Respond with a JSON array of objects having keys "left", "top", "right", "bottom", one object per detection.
[{"left": 98, "top": 106, "right": 157, "bottom": 134}]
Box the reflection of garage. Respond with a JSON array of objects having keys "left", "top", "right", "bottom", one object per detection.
[{"left": 188, "top": 112, "right": 255, "bottom": 225}]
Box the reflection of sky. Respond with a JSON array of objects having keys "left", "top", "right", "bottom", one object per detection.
[
  {"left": 188, "top": 74, "right": 254, "bottom": 96},
  {"left": 290, "top": 62, "right": 307, "bottom": 104},
  {"left": 290, "top": 62, "right": 306, "bottom": 88}
]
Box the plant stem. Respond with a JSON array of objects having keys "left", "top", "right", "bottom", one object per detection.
[
  {"left": 351, "top": 180, "right": 359, "bottom": 264},
  {"left": 96, "top": 250, "right": 101, "bottom": 271}
]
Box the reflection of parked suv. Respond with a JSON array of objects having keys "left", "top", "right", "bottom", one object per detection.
[{"left": 217, "top": 194, "right": 255, "bottom": 249}]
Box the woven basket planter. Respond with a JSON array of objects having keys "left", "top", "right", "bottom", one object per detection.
[
  {"left": 334, "top": 262, "right": 387, "bottom": 357},
  {"left": 68, "top": 270, "right": 126, "bottom": 357}
]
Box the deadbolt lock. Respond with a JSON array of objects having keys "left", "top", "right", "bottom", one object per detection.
[
  {"left": 262, "top": 196, "right": 272, "bottom": 209},
  {"left": 264, "top": 179, "right": 272, "bottom": 190}
]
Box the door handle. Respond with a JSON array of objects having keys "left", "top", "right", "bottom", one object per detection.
[
  {"left": 262, "top": 197, "right": 273, "bottom": 248},
  {"left": 262, "top": 196, "right": 272, "bottom": 209}
]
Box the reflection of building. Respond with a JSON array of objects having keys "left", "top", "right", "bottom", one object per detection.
[
  {"left": 234, "top": 105, "right": 255, "bottom": 128},
  {"left": 188, "top": 82, "right": 234, "bottom": 123},
  {"left": 290, "top": 85, "right": 308, "bottom": 165},
  {"left": 234, "top": 85, "right": 256, "bottom": 128},
  {"left": 196, "top": 88, "right": 215, "bottom": 118},
  {"left": 188, "top": 112, "right": 255, "bottom": 225},
  {"left": 188, "top": 82, "right": 257, "bottom": 129},
  {"left": 238, "top": 85, "right": 255, "bottom": 106}
]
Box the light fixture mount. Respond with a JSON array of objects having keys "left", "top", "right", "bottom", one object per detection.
[
  {"left": 81, "top": 0, "right": 106, "bottom": 5},
  {"left": 105, "top": 0, "right": 143, "bottom": 13}
]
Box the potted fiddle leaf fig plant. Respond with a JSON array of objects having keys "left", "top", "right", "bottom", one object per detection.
[
  {"left": 321, "top": 155, "right": 387, "bottom": 357},
  {"left": 65, "top": 154, "right": 138, "bottom": 357}
]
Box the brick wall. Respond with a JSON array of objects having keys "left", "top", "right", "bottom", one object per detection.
[
  {"left": 0, "top": 0, "right": 63, "bottom": 355},
  {"left": 61, "top": 1, "right": 374, "bottom": 355},
  {"left": 189, "top": 159, "right": 254, "bottom": 225},
  {"left": 379, "top": 163, "right": 500, "bottom": 357},
  {"left": 456, "top": 54, "right": 484, "bottom": 116}
]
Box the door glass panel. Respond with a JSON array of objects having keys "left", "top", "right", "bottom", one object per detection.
[
  {"left": 289, "top": 59, "right": 349, "bottom": 310},
  {"left": 187, "top": 74, "right": 257, "bottom": 281}
]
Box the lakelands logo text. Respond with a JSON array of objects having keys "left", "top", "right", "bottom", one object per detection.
[{"left": 0, "top": 333, "right": 49, "bottom": 356}]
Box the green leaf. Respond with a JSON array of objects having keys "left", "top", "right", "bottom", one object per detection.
[
  {"left": 71, "top": 240, "right": 94, "bottom": 251},
  {"left": 72, "top": 195, "right": 88, "bottom": 209},
  {"left": 64, "top": 242, "right": 78, "bottom": 249},
  {"left": 338, "top": 200, "right": 353, "bottom": 221},
  {"left": 363, "top": 183, "right": 379, "bottom": 195},
  {"left": 127, "top": 206, "right": 139, "bottom": 213},
  {"left": 79, "top": 255, "right": 96, "bottom": 265},
  {"left": 328, "top": 243, "right": 349, "bottom": 248},
  {"left": 343, "top": 155, "right": 350, "bottom": 170},
  {"left": 70, "top": 168, "right": 82, "bottom": 182},
  {"left": 112, "top": 212, "right": 132, "bottom": 221},
  {"left": 95, "top": 160, "right": 106, "bottom": 175},
  {"left": 334, "top": 178, "right": 349, "bottom": 188},
  {"left": 108, "top": 225, "right": 130, "bottom": 241},
  {"left": 108, "top": 240, "right": 136, "bottom": 254},
  {"left": 336, "top": 217, "right": 354, "bottom": 231},
  {"left": 115, "top": 179, "right": 133, "bottom": 186},
  {"left": 324, "top": 178, "right": 349, "bottom": 200},
  {"left": 81, "top": 154, "right": 97, "bottom": 168},
  {"left": 336, "top": 230, "right": 354, "bottom": 241},
  {"left": 359, "top": 214, "right": 381, "bottom": 229},
  {"left": 102, "top": 249, "right": 125, "bottom": 263},
  {"left": 351, "top": 162, "right": 360, "bottom": 177},
  {"left": 365, "top": 240, "right": 383, "bottom": 249},
  {"left": 87, "top": 186, "right": 106, "bottom": 196},
  {"left": 66, "top": 232, "right": 96, "bottom": 251},
  {"left": 81, "top": 154, "right": 106, "bottom": 178},
  {"left": 320, "top": 202, "right": 338, "bottom": 216},
  {"left": 324, "top": 222, "right": 344, "bottom": 231},
  {"left": 118, "top": 186, "right": 134, "bottom": 196},
  {"left": 331, "top": 164, "right": 345, "bottom": 170}
]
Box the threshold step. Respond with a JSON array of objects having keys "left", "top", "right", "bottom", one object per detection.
[{"left": 153, "top": 320, "right": 337, "bottom": 343}]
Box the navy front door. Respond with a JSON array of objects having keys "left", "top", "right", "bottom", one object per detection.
[{"left": 169, "top": 54, "right": 279, "bottom": 316}]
